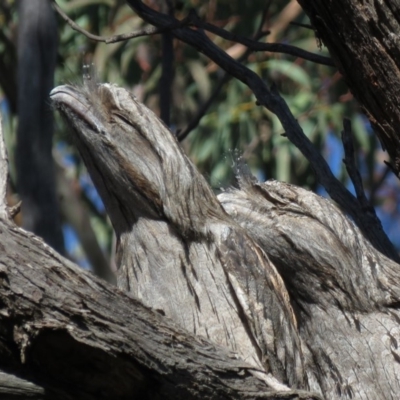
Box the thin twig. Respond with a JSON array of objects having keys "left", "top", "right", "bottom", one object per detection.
[
  {"left": 289, "top": 21, "right": 314, "bottom": 30},
  {"left": 341, "top": 118, "right": 373, "bottom": 211},
  {"left": 178, "top": 9, "right": 271, "bottom": 141},
  {"left": 52, "top": 0, "right": 184, "bottom": 44},
  {"left": 185, "top": 10, "right": 335, "bottom": 67}
]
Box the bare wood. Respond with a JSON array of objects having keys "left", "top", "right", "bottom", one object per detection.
[
  {"left": 0, "top": 371, "right": 44, "bottom": 399},
  {"left": 0, "top": 218, "right": 319, "bottom": 400}
]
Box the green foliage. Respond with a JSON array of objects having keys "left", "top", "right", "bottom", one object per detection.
[{"left": 50, "top": 0, "right": 361, "bottom": 193}]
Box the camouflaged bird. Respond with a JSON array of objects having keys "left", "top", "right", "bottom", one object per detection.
[{"left": 52, "top": 81, "right": 400, "bottom": 399}]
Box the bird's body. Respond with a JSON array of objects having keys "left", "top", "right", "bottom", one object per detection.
[{"left": 51, "top": 83, "right": 305, "bottom": 391}]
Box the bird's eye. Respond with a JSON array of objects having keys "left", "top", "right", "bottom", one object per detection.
[{"left": 115, "top": 113, "right": 131, "bottom": 126}]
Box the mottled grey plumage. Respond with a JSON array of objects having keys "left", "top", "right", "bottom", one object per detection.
[
  {"left": 220, "top": 178, "right": 400, "bottom": 399},
  {"left": 51, "top": 83, "right": 305, "bottom": 391},
  {"left": 51, "top": 82, "right": 400, "bottom": 399}
]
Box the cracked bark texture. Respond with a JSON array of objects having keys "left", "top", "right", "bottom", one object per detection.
[
  {"left": 298, "top": 0, "right": 400, "bottom": 175},
  {"left": 0, "top": 111, "right": 318, "bottom": 400},
  {"left": 49, "top": 82, "right": 400, "bottom": 399},
  {"left": 0, "top": 217, "right": 319, "bottom": 400},
  {"left": 220, "top": 176, "right": 400, "bottom": 399}
]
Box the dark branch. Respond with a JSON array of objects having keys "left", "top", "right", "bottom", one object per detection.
[
  {"left": 53, "top": 0, "right": 333, "bottom": 67},
  {"left": 178, "top": 8, "right": 271, "bottom": 140},
  {"left": 289, "top": 21, "right": 314, "bottom": 30},
  {"left": 177, "top": 73, "right": 229, "bottom": 140},
  {"left": 341, "top": 118, "right": 372, "bottom": 210},
  {"left": 198, "top": 20, "right": 335, "bottom": 67},
  {"left": 178, "top": 8, "right": 334, "bottom": 67},
  {"left": 52, "top": 0, "right": 185, "bottom": 44}
]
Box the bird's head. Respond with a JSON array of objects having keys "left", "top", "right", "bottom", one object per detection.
[{"left": 51, "top": 82, "right": 223, "bottom": 236}]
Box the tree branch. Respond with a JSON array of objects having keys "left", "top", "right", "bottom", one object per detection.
[
  {"left": 51, "top": 0, "right": 185, "bottom": 44},
  {"left": 341, "top": 118, "right": 372, "bottom": 211},
  {"left": 0, "top": 217, "right": 320, "bottom": 400},
  {"left": 195, "top": 17, "right": 335, "bottom": 67},
  {"left": 178, "top": 7, "right": 270, "bottom": 140},
  {"left": 52, "top": 0, "right": 333, "bottom": 67},
  {"left": 0, "top": 371, "right": 45, "bottom": 399},
  {"left": 298, "top": 0, "right": 400, "bottom": 177}
]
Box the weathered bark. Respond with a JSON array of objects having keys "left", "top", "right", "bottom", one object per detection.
[
  {"left": 0, "top": 371, "right": 45, "bottom": 400},
  {"left": 0, "top": 216, "right": 322, "bottom": 400},
  {"left": 16, "top": 0, "right": 64, "bottom": 254},
  {"left": 298, "top": 0, "right": 400, "bottom": 176},
  {"left": 0, "top": 206, "right": 320, "bottom": 399},
  {"left": 50, "top": 82, "right": 400, "bottom": 399}
]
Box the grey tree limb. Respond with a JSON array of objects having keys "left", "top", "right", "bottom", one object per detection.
[
  {"left": 0, "top": 218, "right": 319, "bottom": 400},
  {"left": 0, "top": 371, "right": 45, "bottom": 400}
]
